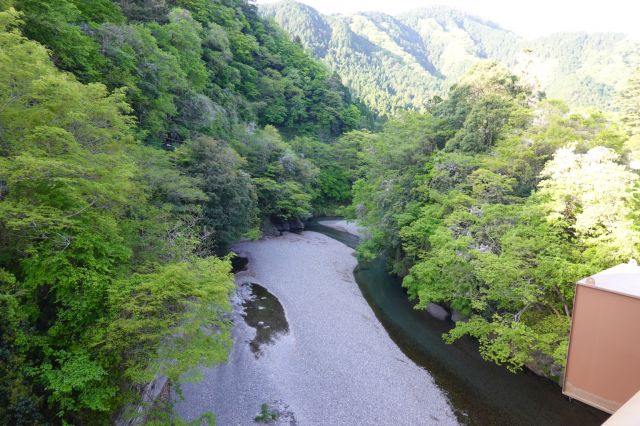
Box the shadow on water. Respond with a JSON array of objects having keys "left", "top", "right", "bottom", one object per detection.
[
  {"left": 306, "top": 218, "right": 609, "bottom": 426},
  {"left": 242, "top": 283, "right": 289, "bottom": 358}
]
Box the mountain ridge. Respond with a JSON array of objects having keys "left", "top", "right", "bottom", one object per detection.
[{"left": 261, "top": 0, "right": 640, "bottom": 115}]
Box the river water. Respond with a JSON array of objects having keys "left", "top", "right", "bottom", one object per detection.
[{"left": 307, "top": 218, "right": 609, "bottom": 426}]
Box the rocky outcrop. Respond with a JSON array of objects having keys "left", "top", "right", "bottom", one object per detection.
[
  {"left": 525, "top": 352, "right": 564, "bottom": 386},
  {"left": 427, "top": 302, "right": 450, "bottom": 321},
  {"left": 114, "top": 377, "right": 169, "bottom": 425},
  {"left": 266, "top": 216, "right": 305, "bottom": 235}
]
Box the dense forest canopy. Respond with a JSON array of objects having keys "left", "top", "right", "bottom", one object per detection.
[
  {"left": 3, "top": 0, "right": 640, "bottom": 424},
  {"left": 345, "top": 60, "right": 640, "bottom": 376},
  {"left": 261, "top": 0, "right": 640, "bottom": 116},
  {"left": 0, "top": 0, "right": 367, "bottom": 424}
]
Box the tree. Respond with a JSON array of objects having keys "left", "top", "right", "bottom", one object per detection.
[
  {"left": 617, "top": 67, "right": 640, "bottom": 135},
  {"left": 1, "top": 1, "right": 367, "bottom": 421},
  {"left": 0, "top": 11, "right": 234, "bottom": 422},
  {"left": 538, "top": 145, "right": 640, "bottom": 264},
  {"left": 176, "top": 136, "right": 257, "bottom": 253},
  {"left": 351, "top": 58, "right": 640, "bottom": 378},
  {"left": 15, "top": 0, "right": 108, "bottom": 81}
]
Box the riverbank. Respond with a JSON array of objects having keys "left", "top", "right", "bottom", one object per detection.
[
  {"left": 317, "top": 218, "right": 364, "bottom": 238},
  {"left": 173, "top": 231, "right": 457, "bottom": 425},
  {"left": 307, "top": 219, "right": 609, "bottom": 426}
]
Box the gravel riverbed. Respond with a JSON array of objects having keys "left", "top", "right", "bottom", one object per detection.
[
  {"left": 173, "top": 231, "right": 457, "bottom": 425},
  {"left": 317, "top": 219, "right": 364, "bottom": 237}
]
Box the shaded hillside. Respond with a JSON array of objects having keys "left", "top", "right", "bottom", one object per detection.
[{"left": 261, "top": 0, "right": 640, "bottom": 114}]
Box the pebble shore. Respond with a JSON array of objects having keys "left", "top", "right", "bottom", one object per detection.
[{"left": 174, "top": 231, "right": 457, "bottom": 425}]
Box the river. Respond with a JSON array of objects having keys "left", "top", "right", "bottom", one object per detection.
[
  {"left": 307, "top": 218, "right": 609, "bottom": 426},
  {"left": 174, "top": 230, "right": 456, "bottom": 425},
  {"left": 174, "top": 220, "right": 609, "bottom": 425}
]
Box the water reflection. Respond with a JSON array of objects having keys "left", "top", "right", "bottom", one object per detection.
[{"left": 242, "top": 283, "right": 289, "bottom": 358}]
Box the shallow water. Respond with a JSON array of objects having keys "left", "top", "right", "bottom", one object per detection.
[
  {"left": 306, "top": 218, "right": 609, "bottom": 426},
  {"left": 242, "top": 283, "right": 290, "bottom": 357}
]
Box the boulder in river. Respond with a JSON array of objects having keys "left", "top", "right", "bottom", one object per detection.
[
  {"left": 451, "top": 309, "right": 468, "bottom": 323},
  {"left": 427, "top": 302, "right": 450, "bottom": 321}
]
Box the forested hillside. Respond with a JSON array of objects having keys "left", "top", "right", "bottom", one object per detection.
[
  {"left": 342, "top": 60, "right": 640, "bottom": 378},
  {"left": 0, "top": 0, "right": 366, "bottom": 424},
  {"left": 261, "top": 0, "right": 640, "bottom": 115},
  {"left": 3, "top": 0, "right": 640, "bottom": 423}
]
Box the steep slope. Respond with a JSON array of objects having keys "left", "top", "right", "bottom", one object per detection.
[
  {"left": 398, "top": 7, "right": 520, "bottom": 80},
  {"left": 326, "top": 12, "right": 445, "bottom": 115},
  {"left": 261, "top": 1, "right": 640, "bottom": 114},
  {"left": 509, "top": 32, "right": 640, "bottom": 107},
  {"left": 0, "top": 0, "right": 367, "bottom": 423},
  {"left": 260, "top": 0, "right": 332, "bottom": 56}
]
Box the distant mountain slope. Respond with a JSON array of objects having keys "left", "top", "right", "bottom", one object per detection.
[
  {"left": 261, "top": 1, "right": 640, "bottom": 115},
  {"left": 509, "top": 32, "right": 640, "bottom": 107}
]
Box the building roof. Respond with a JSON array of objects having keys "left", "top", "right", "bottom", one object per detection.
[
  {"left": 603, "top": 390, "right": 640, "bottom": 426},
  {"left": 578, "top": 260, "right": 640, "bottom": 298}
]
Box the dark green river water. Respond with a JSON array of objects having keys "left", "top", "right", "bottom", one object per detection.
[{"left": 307, "top": 218, "right": 609, "bottom": 426}]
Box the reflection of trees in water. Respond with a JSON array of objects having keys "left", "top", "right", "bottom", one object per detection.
[{"left": 242, "top": 283, "right": 289, "bottom": 358}]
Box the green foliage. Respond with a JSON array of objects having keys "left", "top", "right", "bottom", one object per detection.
[
  {"left": 105, "top": 257, "right": 234, "bottom": 385},
  {"left": 262, "top": 2, "right": 640, "bottom": 114},
  {"left": 13, "top": 0, "right": 365, "bottom": 147},
  {"left": 352, "top": 62, "right": 640, "bottom": 377},
  {"left": 289, "top": 135, "right": 359, "bottom": 209},
  {"left": 39, "top": 352, "right": 115, "bottom": 415},
  {"left": 254, "top": 403, "right": 279, "bottom": 423},
  {"left": 254, "top": 178, "right": 313, "bottom": 220},
  {"left": 15, "top": 0, "right": 108, "bottom": 81},
  {"left": 445, "top": 94, "right": 520, "bottom": 152},
  {"left": 0, "top": 269, "right": 43, "bottom": 425},
  {"left": 234, "top": 126, "right": 320, "bottom": 219},
  {"left": 618, "top": 67, "right": 640, "bottom": 135},
  {"left": 1, "top": 1, "right": 364, "bottom": 422},
  {"left": 12, "top": 0, "right": 640, "bottom": 419},
  {"left": 176, "top": 136, "right": 257, "bottom": 254},
  {"left": 538, "top": 145, "right": 639, "bottom": 264}
]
